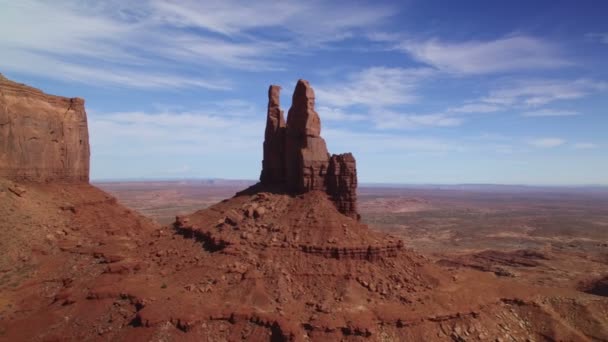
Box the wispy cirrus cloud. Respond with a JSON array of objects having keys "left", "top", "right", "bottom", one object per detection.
[
  {"left": 573, "top": 142, "right": 598, "bottom": 149},
  {"left": 316, "top": 67, "right": 434, "bottom": 108},
  {"left": 371, "top": 110, "right": 463, "bottom": 130},
  {"left": 521, "top": 109, "right": 580, "bottom": 117},
  {"left": 443, "top": 78, "right": 606, "bottom": 119},
  {"left": 2, "top": 50, "right": 233, "bottom": 90},
  {"left": 448, "top": 103, "right": 502, "bottom": 114},
  {"left": 324, "top": 128, "right": 462, "bottom": 153},
  {"left": 89, "top": 109, "right": 265, "bottom": 157},
  {"left": 482, "top": 79, "right": 606, "bottom": 107},
  {"left": 316, "top": 106, "right": 367, "bottom": 122},
  {"left": 528, "top": 138, "right": 565, "bottom": 148},
  {"left": 0, "top": 0, "right": 394, "bottom": 88},
  {"left": 398, "top": 36, "right": 569, "bottom": 75},
  {"left": 314, "top": 67, "right": 464, "bottom": 129},
  {"left": 150, "top": 0, "right": 395, "bottom": 44}
]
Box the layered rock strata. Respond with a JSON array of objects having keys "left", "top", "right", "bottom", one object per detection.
[
  {"left": 260, "top": 79, "right": 358, "bottom": 219},
  {"left": 0, "top": 74, "right": 90, "bottom": 182}
]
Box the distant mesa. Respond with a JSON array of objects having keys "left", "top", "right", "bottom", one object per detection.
[
  {"left": 0, "top": 73, "right": 90, "bottom": 182},
  {"left": 260, "top": 79, "right": 359, "bottom": 219}
]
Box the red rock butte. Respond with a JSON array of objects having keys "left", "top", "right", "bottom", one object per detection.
[
  {"left": 260, "top": 79, "right": 359, "bottom": 219},
  {"left": 0, "top": 73, "right": 90, "bottom": 182}
]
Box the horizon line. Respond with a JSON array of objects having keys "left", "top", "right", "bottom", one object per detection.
[{"left": 91, "top": 177, "right": 608, "bottom": 188}]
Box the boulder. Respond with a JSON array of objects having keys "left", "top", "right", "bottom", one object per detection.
[
  {"left": 225, "top": 210, "right": 243, "bottom": 226},
  {"left": 253, "top": 207, "right": 266, "bottom": 218}
]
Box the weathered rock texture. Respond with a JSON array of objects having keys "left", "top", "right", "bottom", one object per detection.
[
  {"left": 260, "top": 79, "right": 358, "bottom": 219},
  {"left": 285, "top": 80, "right": 330, "bottom": 193},
  {"left": 0, "top": 74, "right": 90, "bottom": 182},
  {"left": 260, "top": 85, "right": 286, "bottom": 184},
  {"left": 326, "top": 153, "right": 359, "bottom": 219}
]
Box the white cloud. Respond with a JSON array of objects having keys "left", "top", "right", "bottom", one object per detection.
[
  {"left": 316, "top": 106, "right": 367, "bottom": 122},
  {"left": 521, "top": 109, "right": 580, "bottom": 117},
  {"left": 2, "top": 50, "right": 232, "bottom": 90},
  {"left": 324, "top": 128, "right": 462, "bottom": 153},
  {"left": 483, "top": 79, "right": 606, "bottom": 107},
  {"left": 449, "top": 103, "right": 502, "bottom": 114},
  {"left": 150, "top": 0, "right": 394, "bottom": 44},
  {"left": 528, "top": 138, "right": 565, "bottom": 148},
  {"left": 0, "top": 1, "right": 132, "bottom": 60},
  {"left": 449, "top": 78, "right": 607, "bottom": 115},
  {"left": 573, "top": 142, "right": 597, "bottom": 149},
  {"left": 89, "top": 110, "right": 264, "bottom": 157},
  {"left": 313, "top": 67, "right": 468, "bottom": 130},
  {"left": 316, "top": 67, "right": 434, "bottom": 108},
  {"left": 145, "top": 29, "right": 297, "bottom": 71},
  {"left": 417, "top": 77, "right": 604, "bottom": 129},
  {"left": 399, "top": 36, "right": 569, "bottom": 74},
  {"left": 371, "top": 111, "right": 463, "bottom": 130},
  {"left": 312, "top": 67, "right": 467, "bottom": 130},
  {"left": 0, "top": 0, "right": 394, "bottom": 88}
]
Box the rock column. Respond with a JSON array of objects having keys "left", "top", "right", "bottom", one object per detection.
[
  {"left": 326, "top": 153, "right": 359, "bottom": 219},
  {"left": 260, "top": 85, "right": 286, "bottom": 184},
  {"left": 259, "top": 79, "right": 359, "bottom": 219},
  {"left": 285, "top": 80, "right": 329, "bottom": 193}
]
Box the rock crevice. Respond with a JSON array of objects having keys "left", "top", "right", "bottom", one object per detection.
[{"left": 260, "top": 79, "right": 359, "bottom": 219}]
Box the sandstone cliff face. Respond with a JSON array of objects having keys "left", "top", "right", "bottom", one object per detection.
[
  {"left": 0, "top": 74, "right": 90, "bottom": 182},
  {"left": 260, "top": 79, "right": 358, "bottom": 219}
]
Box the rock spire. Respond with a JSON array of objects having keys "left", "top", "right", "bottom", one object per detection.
[
  {"left": 260, "top": 79, "right": 359, "bottom": 219},
  {"left": 260, "top": 85, "right": 286, "bottom": 184}
]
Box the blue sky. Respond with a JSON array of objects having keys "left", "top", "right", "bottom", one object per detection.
[{"left": 1, "top": 0, "right": 607, "bottom": 185}]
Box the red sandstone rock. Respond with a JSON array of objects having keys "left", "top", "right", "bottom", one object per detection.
[
  {"left": 285, "top": 79, "right": 330, "bottom": 193},
  {"left": 259, "top": 79, "right": 359, "bottom": 218},
  {"left": 326, "top": 153, "right": 359, "bottom": 219},
  {"left": 0, "top": 74, "right": 90, "bottom": 182},
  {"left": 286, "top": 80, "right": 321, "bottom": 137},
  {"left": 0, "top": 77, "right": 605, "bottom": 342},
  {"left": 260, "top": 85, "right": 286, "bottom": 185}
]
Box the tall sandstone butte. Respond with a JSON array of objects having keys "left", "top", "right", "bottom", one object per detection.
[
  {"left": 0, "top": 74, "right": 90, "bottom": 182},
  {"left": 260, "top": 79, "right": 359, "bottom": 219}
]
